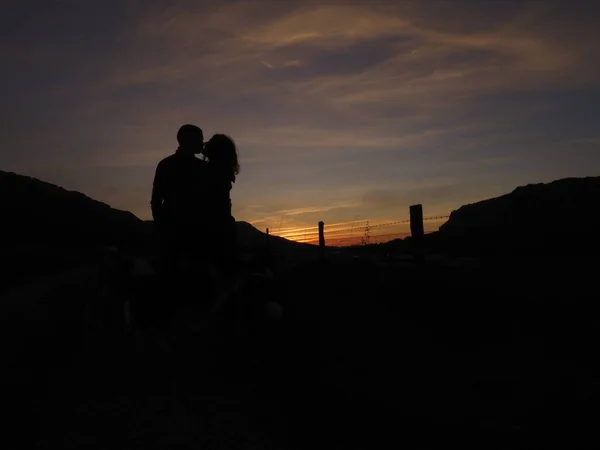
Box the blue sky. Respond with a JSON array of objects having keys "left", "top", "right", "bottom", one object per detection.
[{"left": 2, "top": 0, "right": 599, "bottom": 242}]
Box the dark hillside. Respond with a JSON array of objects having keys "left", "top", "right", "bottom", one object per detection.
[{"left": 1, "top": 171, "right": 149, "bottom": 289}]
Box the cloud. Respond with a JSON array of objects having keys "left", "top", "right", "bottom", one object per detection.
[
  {"left": 573, "top": 137, "right": 600, "bottom": 146},
  {"left": 284, "top": 60, "right": 302, "bottom": 67},
  {"left": 110, "top": 1, "right": 598, "bottom": 102},
  {"left": 87, "top": 0, "right": 599, "bottom": 173}
]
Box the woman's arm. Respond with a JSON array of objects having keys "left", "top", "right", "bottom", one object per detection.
[{"left": 215, "top": 181, "right": 233, "bottom": 219}]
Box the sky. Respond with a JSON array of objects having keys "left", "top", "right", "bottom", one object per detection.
[{"left": 2, "top": 0, "right": 600, "bottom": 244}]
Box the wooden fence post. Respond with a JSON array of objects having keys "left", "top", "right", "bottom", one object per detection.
[
  {"left": 410, "top": 204, "right": 425, "bottom": 264},
  {"left": 264, "top": 227, "right": 271, "bottom": 263},
  {"left": 410, "top": 204, "right": 424, "bottom": 239},
  {"left": 318, "top": 221, "right": 325, "bottom": 259}
]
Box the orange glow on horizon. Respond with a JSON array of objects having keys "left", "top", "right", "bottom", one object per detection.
[
  {"left": 270, "top": 217, "right": 447, "bottom": 246},
  {"left": 289, "top": 232, "right": 412, "bottom": 247}
]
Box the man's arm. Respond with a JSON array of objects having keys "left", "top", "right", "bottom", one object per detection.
[{"left": 150, "top": 161, "right": 165, "bottom": 223}]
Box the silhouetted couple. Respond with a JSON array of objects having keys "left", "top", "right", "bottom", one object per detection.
[{"left": 151, "top": 124, "right": 239, "bottom": 282}]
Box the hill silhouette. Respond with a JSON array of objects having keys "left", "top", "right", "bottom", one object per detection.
[
  {"left": 1, "top": 170, "right": 311, "bottom": 250},
  {"left": 1, "top": 170, "right": 313, "bottom": 288},
  {"left": 428, "top": 176, "right": 600, "bottom": 256},
  {"left": 1, "top": 170, "right": 152, "bottom": 289},
  {"left": 1, "top": 170, "right": 148, "bottom": 249}
]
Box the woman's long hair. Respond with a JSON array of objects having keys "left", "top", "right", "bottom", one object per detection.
[{"left": 205, "top": 134, "right": 240, "bottom": 182}]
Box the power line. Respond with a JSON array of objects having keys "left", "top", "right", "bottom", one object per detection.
[
  {"left": 293, "top": 232, "right": 410, "bottom": 244},
  {"left": 319, "top": 216, "right": 449, "bottom": 235},
  {"left": 270, "top": 215, "right": 450, "bottom": 239}
]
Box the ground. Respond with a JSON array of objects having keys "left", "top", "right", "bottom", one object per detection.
[{"left": 4, "top": 253, "right": 600, "bottom": 449}]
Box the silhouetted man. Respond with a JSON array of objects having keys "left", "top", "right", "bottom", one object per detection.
[{"left": 151, "top": 124, "right": 206, "bottom": 274}]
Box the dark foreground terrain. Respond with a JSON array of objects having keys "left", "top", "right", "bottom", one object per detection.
[{"left": 4, "top": 251, "right": 600, "bottom": 449}]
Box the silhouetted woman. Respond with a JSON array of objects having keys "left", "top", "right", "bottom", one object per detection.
[{"left": 201, "top": 134, "right": 240, "bottom": 277}]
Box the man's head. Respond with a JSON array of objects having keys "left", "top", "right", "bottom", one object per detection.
[{"left": 177, "top": 124, "right": 204, "bottom": 154}]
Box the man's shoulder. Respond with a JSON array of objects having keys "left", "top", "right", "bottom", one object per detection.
[
  {"left": 158, "top": 153, "right": 179, "bottom": 164},
  {"left": 156, "top": 154, "right": 175, "bottom": 170},
  {"left": 157, "top": 153, "right": 197, "bottom": 168}
]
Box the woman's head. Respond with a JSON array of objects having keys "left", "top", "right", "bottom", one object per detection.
[{"left": 203, "top": 134, "right": 240, "bottom": 180}]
